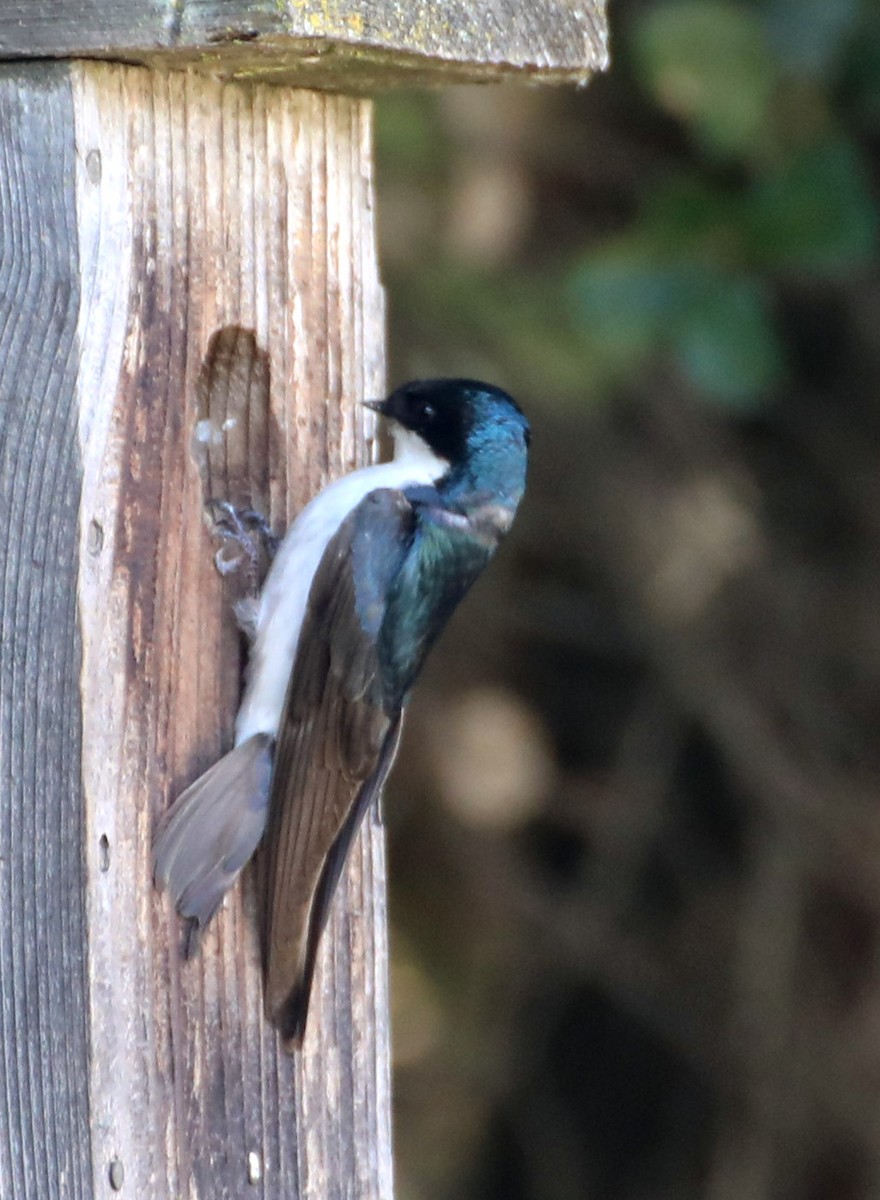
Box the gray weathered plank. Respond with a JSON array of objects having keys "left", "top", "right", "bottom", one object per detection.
[
  {"left": 0, "top": 0, "right": 609, "bottom": 88},
  {"left": 0, "top": 64, "right": 93, "bottom": 1200}
]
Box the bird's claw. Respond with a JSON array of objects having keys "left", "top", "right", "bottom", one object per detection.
[{"left": 206, "top": 499, "right": 279, "bottom": 592}]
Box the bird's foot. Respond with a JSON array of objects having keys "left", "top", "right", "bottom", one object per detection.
[{"left": 207, "top": 500, "right": 279, "bottom": 593}]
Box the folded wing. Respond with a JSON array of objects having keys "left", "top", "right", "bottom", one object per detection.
[{"left": 261, "top": 488, "right": 416, "bottom": 1046}]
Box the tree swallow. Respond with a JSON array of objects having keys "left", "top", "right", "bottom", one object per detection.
[{"left": 153, "top": 378, "right": 530, "bottom": 1047}]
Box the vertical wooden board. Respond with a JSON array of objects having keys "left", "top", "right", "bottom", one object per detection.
[
  {"left": 0, "top": 65, "right": 93, "bottom": 1200},
  {"left": 73, "top": 65, "right": 391, "bottom": 1198}
]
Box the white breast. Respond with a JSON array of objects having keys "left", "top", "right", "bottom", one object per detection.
[{"left": 234, "top": 431, "right": 447, "bottom": 743}]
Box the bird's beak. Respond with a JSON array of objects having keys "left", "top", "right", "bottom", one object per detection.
[{"left": 362, "top": 399, "right": 385, "bottom": 415}]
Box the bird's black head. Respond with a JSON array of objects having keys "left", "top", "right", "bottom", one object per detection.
[{"left": 368, "top": 378, "right": 530, "bottom": 469}]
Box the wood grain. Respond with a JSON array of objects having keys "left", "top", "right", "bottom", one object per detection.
[
  {"left": 61, "top": 62, "right": 387, "bottom": 1199},
  {"left": 0, "top": 0, "right": 609, "bottom": 88},
  {"left": 0, "top": 64, "right": 94, "bottom": 1200}
]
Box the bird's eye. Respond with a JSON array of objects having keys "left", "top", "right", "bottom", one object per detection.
[{"left": 411, "top": 399, "right": 436, "bottom": 424}]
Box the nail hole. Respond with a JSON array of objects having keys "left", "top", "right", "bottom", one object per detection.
[
  {"left": 87, "top": 519, "right": 104, "bottom": 556},
  {"left": 108, "top": 1157, "right": 124, "bottom": 1190},
  {"left": 86, "top": 148, "right": 102, "bottom": 185},
  {"left": 99, "top": 835, "right": 110, "bottom": 872}
]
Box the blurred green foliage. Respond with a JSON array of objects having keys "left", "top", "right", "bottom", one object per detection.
[
  {"left": 377, "top": 5, "right": 880, "bottom": 1197},
  {"left": 634, "top": 1, "right": 778, "bottom": 157},
  {"left": 377, "top": 0, "right": 879, "bottom": 411}
]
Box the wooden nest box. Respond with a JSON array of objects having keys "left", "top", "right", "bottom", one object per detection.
[{"left": 0, "top": 4, "right": 607, "bottom": 1197}]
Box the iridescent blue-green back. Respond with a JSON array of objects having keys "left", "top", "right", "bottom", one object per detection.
[{"left": 377, "top": 385, "right": 529, "bottom": 706}]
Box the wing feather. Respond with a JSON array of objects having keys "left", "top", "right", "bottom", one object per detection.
[{"left": 260, "top": 489, "right": 415, "bottom": 1044}]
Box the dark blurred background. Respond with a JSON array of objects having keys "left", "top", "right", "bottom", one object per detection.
[{"left": 374, "top": 1, "right": 880, "bottom": 1197}]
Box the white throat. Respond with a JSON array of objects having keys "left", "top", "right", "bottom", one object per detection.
[{"left": 391, "top": 424, "right": 450, "bottom": 480}]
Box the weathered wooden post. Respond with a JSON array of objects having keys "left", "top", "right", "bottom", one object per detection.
[{"left": 0, "top": 6, "right": 607, "bottom": 1197}]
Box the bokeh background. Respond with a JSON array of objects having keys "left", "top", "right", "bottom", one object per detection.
[{"left": 374, "top": 2, "right": 880, "bottom": 1197}]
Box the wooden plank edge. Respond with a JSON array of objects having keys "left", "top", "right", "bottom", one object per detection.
[{"left": 0, "top": 46, "right": 608, "bottom": 90}]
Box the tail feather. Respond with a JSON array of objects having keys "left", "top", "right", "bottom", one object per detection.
[{"left": 153, "top": 733, "right": 274, "bottom": 945}]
